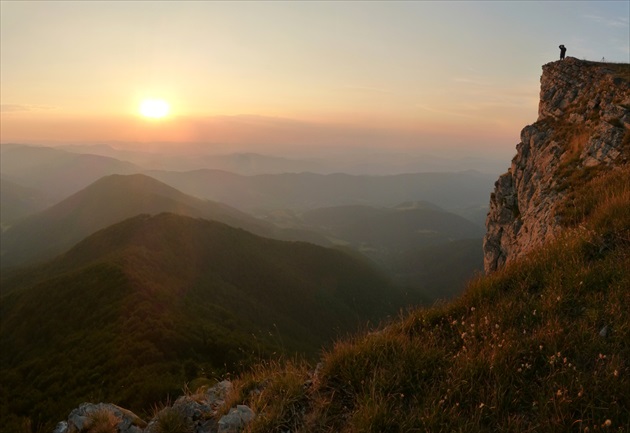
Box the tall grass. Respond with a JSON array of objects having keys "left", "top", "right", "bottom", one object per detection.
[{"left": 84, "top": 407, "right": 121, "bottom": 433}]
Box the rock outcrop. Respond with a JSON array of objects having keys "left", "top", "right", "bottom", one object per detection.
[
  {"left": 53, "top": 380, "right": 255, "bottom": 433},
  {"left": 484, "top": 57, "right": 630, "bottom": 273},
  {"left": 53, "top": 403, "right": 147, "bottom": 433}
]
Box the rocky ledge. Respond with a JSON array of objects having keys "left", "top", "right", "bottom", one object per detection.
[{"left": 484, "top": 57, "right": 630, "bottom": 273}]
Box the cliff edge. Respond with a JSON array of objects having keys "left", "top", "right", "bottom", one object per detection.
[{"left": 484, "top": 57, "right": 630, "bottom": 273}]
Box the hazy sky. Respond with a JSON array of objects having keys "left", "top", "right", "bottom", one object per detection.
[{"left": 1, "top": 1, "right": 628, "bottom": 157}]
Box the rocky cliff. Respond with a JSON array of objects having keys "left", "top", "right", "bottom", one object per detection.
[{"left": 484, "top": 57, "right": 630, "bottom": 273}]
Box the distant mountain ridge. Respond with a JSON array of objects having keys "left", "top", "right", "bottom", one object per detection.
[
  {"left": 0, "top": 174, "right": 280, "bottom": 268},
  {"left": 146, "top": 169, "right": 495, "bottom": 213},
  {"left": 0, "top": 144, "right": 140, "bottom": 201},
  {"left": 53, "top": 142, "right": 507, "bottom": 175}
]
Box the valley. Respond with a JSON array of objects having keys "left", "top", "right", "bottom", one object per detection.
[{"left": 0, "top": 144, "right": 489, "bottom": 430}]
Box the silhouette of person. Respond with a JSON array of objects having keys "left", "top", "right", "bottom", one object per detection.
[{"left": 559, "top": 45, "right": 567, "bottom": 60}]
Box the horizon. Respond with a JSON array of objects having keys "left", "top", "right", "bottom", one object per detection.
[{"left": 1, "top": 1, "right": 628, "bottom": 162}]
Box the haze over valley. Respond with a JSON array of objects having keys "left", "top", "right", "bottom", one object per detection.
[{"left": 1, "top": 142, "right": 490, "bottom": 296}]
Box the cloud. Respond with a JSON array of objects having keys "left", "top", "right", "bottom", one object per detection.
[{"left": 1, "top": 104, "right": 56, "bottom": 112}]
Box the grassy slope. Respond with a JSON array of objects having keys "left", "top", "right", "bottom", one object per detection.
[{"left": 223, "top": 165, "right": 630, "bottom": 432}]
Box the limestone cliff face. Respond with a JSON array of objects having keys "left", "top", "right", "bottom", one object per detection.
[{"left": 484, "top": 57, "right": 630, "bottom": 273}]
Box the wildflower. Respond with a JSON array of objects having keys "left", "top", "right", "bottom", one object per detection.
[
  {"left": 539, "top": 345, "right": 544, "bottom": 350},
  {"left": 614, "top": 369, "right": 619, "bottom": 377},
  {"left": 603, "top": 419, "right": 612, "bottom": 428},
  {"left": 470, "top": 307, "right": 475, "bottom": 312}
]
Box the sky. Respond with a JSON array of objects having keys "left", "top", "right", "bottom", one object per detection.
[{"left": 1, "top": 1, "right": 628, "bottom": 158}]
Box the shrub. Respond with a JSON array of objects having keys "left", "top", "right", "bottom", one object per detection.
[
  {"left": 153, "top": 406, "right": 194, "bottom": 433},
  {"left": 85, "top": 407, "right": 121, "bottom": 433}
]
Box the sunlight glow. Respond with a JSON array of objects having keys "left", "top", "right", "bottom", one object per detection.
[{"left": 139, "top": 99, "right": 170, "bottom": 118}]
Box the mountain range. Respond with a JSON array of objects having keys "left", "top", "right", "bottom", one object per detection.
[{"left": 0, "top": 174, "right": 267, "bottom": 268}]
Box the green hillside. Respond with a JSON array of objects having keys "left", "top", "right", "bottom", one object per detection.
[
  {"left": 217, "top": 166, "right": 630, "bottom": 432},
  {"left": 269, "top": 204, "right": 484, "bottom": 300},
  {"left": 0, "top": 213, "right": 404, "bottom": 431},
  {"left": 300, "top": 204, "right": 483, "bottom": 249}
]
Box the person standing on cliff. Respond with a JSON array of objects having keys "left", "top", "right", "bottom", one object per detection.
[{"left": 559, "top": 45, "right": 567, "bottom": 59}]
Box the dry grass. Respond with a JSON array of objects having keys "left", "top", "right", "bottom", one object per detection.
[
  {"left": 220, "top": 359, "right": 311, "bottom": 433},
  {"left": 84, "top": 407, "right": 121, "bottom": 433},
  {"left": 151, "top": 406, "right": 194, "bottom": 433},
  {"left": 558, "top": 165, "right": 630, "bottom": 230}
]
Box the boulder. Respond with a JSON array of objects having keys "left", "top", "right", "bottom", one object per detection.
[
  {"left": 63, "top": 402, "right": 146, "bottom": 433},
  {"left": 217, "top": 405, "right": 255, "bottom": 433}
]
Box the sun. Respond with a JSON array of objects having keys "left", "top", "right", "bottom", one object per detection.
[{"left": 139, "top": 98, "right": 170, "bottom": 118}]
